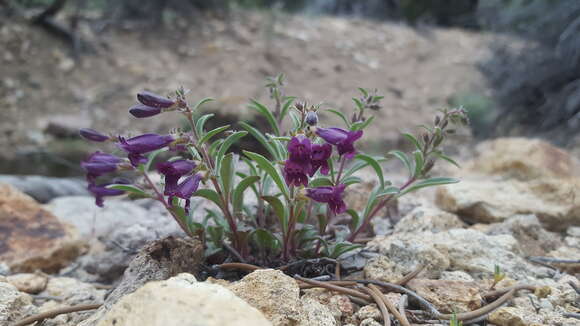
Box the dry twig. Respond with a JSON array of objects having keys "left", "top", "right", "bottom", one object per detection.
[{"left": 13, "top": 303, "right": 101, "bottom": 326}]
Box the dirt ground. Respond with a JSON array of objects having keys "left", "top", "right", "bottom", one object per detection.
[{"left": 0, "top": 10, "right": 500, "bottom": 175}]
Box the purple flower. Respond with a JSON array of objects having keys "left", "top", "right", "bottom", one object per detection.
[
  {"left": 316, "top": 127, "right": 363, "bottom": 158},
  {"left": 81, "top": 152, "right": 121, "bottom": 182},
  {"left": 157, "top": 159, "right": 196, "bottom": 196},
  {"left": 305, "top": 111, "right": 318, "bottom": 126},
  {"left": 129, "top": 104, "right": 162, "bottom": 118},
  {"left": 117, "top": 133, "right": 174, "bottom": 155},
  {"left": 284, "top": 160, "right": 310, "bottom": 187},
  {"left": 174, "top": 174, "right": 202, "bottom": 199},
  {"left": 310, "top": 143, "right": 332, "bottom": 176},
  {"left": 137, "top": 91, "right": 175, "bottom": 108},
  {"left": 79, "top": 128, "right": 109, "bottom": 142},
  {"left": 287, "top": 135, "right": 312, "bottom": 163},
  {"left": 306, "top": 184, "right": 347, "bottom": 215},
  {"left": 88, "top": 183, "right": 125, "bottom": 207}
]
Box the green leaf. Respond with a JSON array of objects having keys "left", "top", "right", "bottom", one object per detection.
[
  {"left": 252, "top": 229, "right": 281, "bottom": 252},
  {"left": 398, "top": 177, "right": 459, "bottom": 196},
  {"left": 262, "top": 195, "right": 288, "bottom": 233},
  {"left": 309, "top": 177, "right": 334, "bottom": 187},
  {"left": 346, "top": 209, "right": 361, "bottom": 231},
  {"left": 432, "top": 151, "right": 461, "bottom": 168},
  {"left": 377, "top": 186, "right": 400, "bottom": 198},
  {"left": 219, "top": 152, "right": 236, "bottom": 198},
  {"left": 355, "top": 154, "right": 384, "bottom": 188},
  {"left": 352, "top": 98, "right": 365, "bottom": 111},
  {"left": 288, "top": 110, "right": 302, "bottom": 130},
  {"left": 328, "top": 242, "right": 362, "bottom": 259},
  {"left": 326, "top": 109, "right": 351, "bottom": 128},
  {"left": 389, "top": 150, "right": 413, "bottom": 177},
  {"left": 351, "top": 116, "right": 375, "bottom": 131},
  {"left": 198, "top": 125, "right": 230, "bottom": 145},
  {"left": 239, "top": 121, "right": 278, "bottom": 159},
  {"left": 232, "top": 175, "right": 261, "bottom": 214},
  {"left": 107, "top": 184, "right": 149, "bottom": 197},
  {"left": 195, "top": 113, "right": 215, "bottom": 136},
  {"left": 358, "top": 87, "right": 369, "bottom": 97},
  {"left": 249, "top": 99, "right": 281, "bottom": 136},
  {"left": 215, "top": 131, "right": 247, "bottom": 173},
  {"left": 341, "top": 175, "right": 362, "bottom": 186},
  {"left": 208, "top": 138, "right": 224, "bottom": 156},
  {"left": 403, "top": 133, "right": 422, "bottom": 151},
  {"left": 192, "top": 97, "right": 215, "bottom": 111},
  {"left": 280, "top": 97, "right": 296, "bottom": 120},
  {"left": 413, "top": 150, "right": 425, "bottom": 178},
  {"left": 193, "top": 189, "right": 223, "bottom": 209},
  {"left": 244, "top": 151, "right": 289, "bottom": 200}
]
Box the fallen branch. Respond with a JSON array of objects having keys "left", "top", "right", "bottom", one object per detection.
[
  {"left": 395, "top": 264, "right": 424, "bottom": 286},
  {"left": 361, "top": 286, "right": 391, "bottom": 326},
  {"left": 367, "top": 284, "right": 411, "bottom": 326},
  {"left": 13, "top": 303, "right": 101, "bottom": 326}
]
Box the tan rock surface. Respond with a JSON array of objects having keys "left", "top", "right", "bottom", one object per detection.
[
  {"left": 406, "top": 279, "right": 483, "bottom": 313},
  {"left": 0, "top": 183, "right": 86, "bottom": 272}
]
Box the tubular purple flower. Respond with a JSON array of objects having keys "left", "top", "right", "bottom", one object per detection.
[
  {"left": 157, "top": 159, "right": 196, "bottom": 196},
  {"left": 306, "top": 184, "right": 347, "bottom": 215},
  {"left": 79, "top": 128, "right": 109, "bottom": 142},
  {"left": 316, "top": 127, "right": 363, "bottom": 158},
  {"left": 81, "top": 151, "right": 122, "bottom": 182},
  {"left": 137, "top": 91, "right": 175, "bottom": 108},
  {"left": 287, "top": 135, "right": 312, "bottom": 163},
  {"left": 117, "top": 133, "right": 174, "bottom": 155},
  {"left": 174, "top": 174, "right": 202, "bottom": 199},
  {"left": 310, "top": 143, "right": 332, "bottom": 176},
  {"left": 284, "top": 160, "right": 310, "bottom": 187},
  {"left": 88, "top": 183, "right": 125, "bottom": 207},
  {"left": 129, "top": 104, "right": 162, "bottom": 118}
]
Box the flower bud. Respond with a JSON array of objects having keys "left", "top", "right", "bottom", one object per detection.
[
  {"left": 79, "top": 128, "right": 109, "bottom": 142},
  {"left": 305, "top": 111, "right": 318, "bottom": 126},
  {"left": 137, "top": 91, "right": 175, "bottom": 108},
  {"left": 129, "top": 104, "right": 162, "bottom": 118}
]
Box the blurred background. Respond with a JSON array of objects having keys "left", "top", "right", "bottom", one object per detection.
[{"left": 1, "top": 0, "right": 579, "bottom": 178}]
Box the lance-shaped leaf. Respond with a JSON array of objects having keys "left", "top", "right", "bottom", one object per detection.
[
  {"left": 389, "top": 150, "right": 413, "bottom": 177},
  {"left": 215, "top": 131, "right": 247, "bottom": 173},
  {"left": 413, "top": 150, "right": 425, "bottom": 178},
  {"left": 195, "top": 113, "right": 214, "bottom": 136},
  {"left": 326, "top": 109, "right": 351, "bottom": 128},
  {"left": 239, "top": 121, "right": 278, "bottom": 159},
  {"left": 107, "top": 184, "right": 149, "bottom": 197},
  {"left": 193, "top": 189, "right": 223, "bottom": 209},
  {"left": 232, "top": 175, "right": 261, "bottom": 214},
  {"left": 351, "top": 116, "right": 375, "bottom": 131},
  {"left": 398, "top": 177, "right": 459, "bottom": 196},
  {"left": 219, "top": 152, "right": 236, "bottom": 199},
  {"left": 244, "top": 151, "right": 290, "bottom": 200},
  {"left": 249, "top": 99, "right": 281, "bottom": 136},
  {"left": 403, "top": 133, "right": 422, "bottom": 151},
  {"left": 198, "top": 125, "right": 230, "bottom": 145},
  {"left": 262, "top": 195, "right": 288, "bottom": 233},
  {"left": 355, "top": 154, "right": 384, "bottom": 188}
]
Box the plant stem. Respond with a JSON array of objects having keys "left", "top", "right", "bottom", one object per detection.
[
  {"left": 335, "top": 155, "right": 347, "bottom": 185},
  {"left": 282, "top": 186, "right": 296, "bottom": 260},
  {"left": 348, "top": 177, "right": 415, "bottom": 242},
  {"left": 142, "top": 171, "right": 193, "bottom": 237}
]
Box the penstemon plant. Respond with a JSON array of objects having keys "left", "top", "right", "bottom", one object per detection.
[{"left": 80, "top": 74, "right": 468, "bottom": 266}]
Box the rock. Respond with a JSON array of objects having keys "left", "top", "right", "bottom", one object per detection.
[
  {"left": 229, "top": 269, "right": 302, "bottom": 325},
  {"left": 436, "top": 177, "right": 580, "bottom": 231},
  {"left": 298, "top": 298, "right": 337, "bottom": 326},
  {"left": 354, "top": 304, "right": 381, "bottom": 321},
  {"left": 407, "top": 279, "right": 482, "bottom": 313},
  {"left": 546, "top": 246, "right": 580, "bottom": 274},
  {"left": 359, "top": 318, "right": 382, "bottom": 326},
  {"left": 363, "top": 256, "right": 405, "bottom": 283},
  {"left": 6, "top": 273, "right": 48, "bottom": 294},
  {"left": 0, "top": 175, "right": 88, "bottom": 203},
  {"left": 0, "top": 282, "right": 37, "bottom": 323},
  {"left": 45, "top": 196, "right": 149, "bottom": 237},
  {"left": 0, "top": 183, "right": 86, "bottom": 272},
  {"left": 394, "top": 205, "right": 466, "bottom": 234},
  {"left": 486, "top": 215, "right": 562, "bottom": 256},
  {"left": 96, "top": 274, "right": 271, "bottom": 326},
  {"left": 79, "top": 236, "right": 204, "bottom": 326},
  {"left": 488, "top": 307, "right": 541, "bottom": 326},
  {"left": 49, "top": 198, "right": 186, "bottom": 283},
  {"left": 465, "top": 137, "right": 580, "bottom": 180},
  {"left": 301, "top": 288, "right": 353, "bottom": 322},
  {"left": 567, "top": 226, "right": 580, "bottom": 237},
  {"left": 367, "top": 229, "right": 552, "bottom": 280},
  {"left": 439, "top": 271, "right": 474, "bottom": 282}
]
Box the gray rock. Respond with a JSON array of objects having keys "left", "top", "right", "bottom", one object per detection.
[
  {"left": 0, "top": 175, "right": 88, "bottom": 203},
  {"left": 486, "top": 214, "right": 562, "bottom": 256},
  {"left": 79, "top": 236, "right": 204, "bottom": 326},
  {"left": 0, "top": 282, "right": 37, "bottom": 323},
  {"left": 367, "top": 229, "right": 553, "bottom": 280},
  {"left": 96, "top": 274, "right": 271, "bottom": 326},
  {"left": 394, "top": 205, "right": 466, "bottom": 234}
]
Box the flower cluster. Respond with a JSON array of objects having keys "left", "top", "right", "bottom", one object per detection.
[
  {"left": 78, "top": 79, "right": 465, "bottom": 265},
  {"left": 80, "top": 91, "right": 201, "bottom": 208},
  {"left": 283, "top": 126, "right": 362, "bottom": 215}
]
